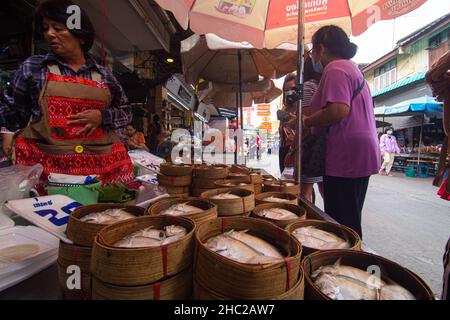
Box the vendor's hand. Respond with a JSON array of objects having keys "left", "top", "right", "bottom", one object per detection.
[
  {"left": 302, "top": 114, "right": 310, "bottom": 129},
  {"left": 67, "top": 109, "right": 102, "bottom": 136}
]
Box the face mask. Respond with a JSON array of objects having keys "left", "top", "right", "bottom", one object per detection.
[
  {"left": 312, "top": 56, "right": 324, "bottom": 74},
  {"left": 387, "top": 131, "right": 394, "bottom": 135},
  {"left": 284, "top": 88, "right": 300, "bottom": 107}
]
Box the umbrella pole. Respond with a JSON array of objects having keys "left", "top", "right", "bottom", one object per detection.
[
  {"left": 417, "top": 113, "right": 424, "bottom": 175},
  {"left": 234, "top": 91, "right": 238, "bottom": 165},
  {"left": 296, "top": 0, "right": 306, "bottom": 184},
  {"left": 238, "top": 50, "right": 245, "bottom": 166}
]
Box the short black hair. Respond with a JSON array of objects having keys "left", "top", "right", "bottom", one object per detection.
[
  {"left": 312, "top": 25, "right": 358, "bottom": 60},
  {"left": 36, "top": 0, "right": 95, "bottom": 52}
]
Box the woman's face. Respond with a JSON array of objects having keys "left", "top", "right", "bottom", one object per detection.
[{"left": 42, "top": 17, "right": 83, "bottom": 58}]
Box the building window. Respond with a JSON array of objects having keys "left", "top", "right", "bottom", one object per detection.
[
  {"left": 429, "top": 33, "right": 442, "bottom": 49},
  {"left": 374, "top": 59, "right": 397, "bottom": 91}
]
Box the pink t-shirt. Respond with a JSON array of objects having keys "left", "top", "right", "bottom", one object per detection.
[{"left": 310, "top": 60, "right": 381, "bottom": 178}]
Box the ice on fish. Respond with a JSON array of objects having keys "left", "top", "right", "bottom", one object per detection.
[
  {"left": 263, "top": 196, "right": 291, "bottom": 203},
  {"left": 292, "top": 226, "right": 350, "bottom": 250},
  {"left": 113, "top": 225, "right": 187, "bottom": 248},
  {"left": 256, "top": 208, "right": 298, "bottom": 220},
  {"left": 206, "top": 230, "right": 283, "bottom": 264},
  {"left": 160, "top": 203, "right": 203, "bottom": 216},
  {"left": 211, "top": 192, "right": 240, "bottom": 200},
  {"left": 312, "top": 260, "right": 415, "bottom": 300},
  {"left": 80, "top": 209, "right": 135, "bottom": 225}
]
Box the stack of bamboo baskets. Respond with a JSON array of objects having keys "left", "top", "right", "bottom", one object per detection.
[
  {"left": 191, "top": 164, "right": 228, "bottom": 196},
  {"left": 228, "top": 165, "right": 264, "bottom": 194},
  {"left": 158, "top": 163, "right": 193, "bottom": 198},
  {"left": 90, "top": 216, "right": 195, "bottom": 300},
  {"left": 147, "top": 197, "right": 218, "bottom": 225},
  {"left": 58, "top": 204, "right": 144, "bottom": 300},
  {"left": 201, "top": 188, "right": 255, "bottom": 217},
  {"left": 194, "top": 217, "right": 304, "bottom": 300},
  {"left": 263, "top": 180, "right": 300, "bottom": 195}
]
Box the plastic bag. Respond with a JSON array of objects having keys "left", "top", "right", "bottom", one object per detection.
[{"left": 0, "top": 164, "right": 43, "bottom": 204}]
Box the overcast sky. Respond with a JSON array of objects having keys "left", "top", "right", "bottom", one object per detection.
[{"left": 351, "top": 0, "right": 450, "bottom": 64}]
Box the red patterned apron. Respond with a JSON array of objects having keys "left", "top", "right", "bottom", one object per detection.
[{"left": 15, "top": 65, "right": 134, "bottom": 184}]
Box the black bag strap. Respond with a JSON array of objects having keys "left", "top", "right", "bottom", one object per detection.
[{"left": 351, "top": 80, "right": 366, "bottom": 103}]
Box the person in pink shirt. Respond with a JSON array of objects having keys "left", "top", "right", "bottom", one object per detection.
[
  {"left": 303, "top": 26, "right": 380, "bottom": 238},
  {"left": 379, "top": 128, "right": 401, "bottom": 177}
]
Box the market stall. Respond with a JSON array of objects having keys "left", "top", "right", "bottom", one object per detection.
[{"left": 375, "top": 96, "right": 444, "bottom": 177}]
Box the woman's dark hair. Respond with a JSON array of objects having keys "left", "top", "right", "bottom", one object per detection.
[
  {"left": 283, "top": 72, "right": 296, "bottom": 90},
  {"left": 36, "top": 0, "right": 95, "bottom": 52},
  {"left": 304, "top": 57, "right": 322, "bottom": 82},
  {"left": 312, "top": 25, "right": 358, "bottom": 60}
]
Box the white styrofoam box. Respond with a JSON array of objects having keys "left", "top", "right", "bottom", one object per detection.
[{"left": 0, "top": 252, "right": 58, "bottom": 292}]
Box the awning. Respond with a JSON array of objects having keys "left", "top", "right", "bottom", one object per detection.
[
  {"left": 73, "top": 0, "right": 175, "bottom": 53},
  {"left": 374, "top": 96, "right": 443, "bottom": 118},
  {"left": 372, "top": 72, "right": 426, "bottom": 98}
]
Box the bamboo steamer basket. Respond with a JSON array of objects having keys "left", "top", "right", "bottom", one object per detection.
[
  {"left": 228, "top": 173, "right": 251, "bottom": 182},
  {"left": 286, "top": 220, "right": 361, "bottom": 258},
  {"left": 193, "top": 164, "right": 228, "bottom": 179},
  {"left": 195, "top": 217, "right": 302, "bottom": 300},
  {"left": 91, "top": 268, "right": 192, "bottom": 300},
  {"left": 255, "top": 192, "right": 298, "bottom": 205},
  {"left": 160, "top": 163, "right": 193, "bottom": 176},
  {"left": 66, "top": 204, "right": 145, "bottom": 247},
  {"left": 251, "top": 203, "right": 307, "bottom": 228},
  {"left": 147, "top": 197, "right": 218, "bottom": 225},
  {"left": 302, "top": 250, "right": 435, "bottom": 300},
  {"left": 91, "top": 216, "right": 195, "bottom": 286},
  {"left": 229, "top": 164, "right": 253, "bottom": 174},
  {"left": 169, "top": 193, "right": 190, "bottom": 198},
  {"left": 191, "top": 187, "right": 215, "bottom": 197},
  {"left": 214, "top": 180, "right": 255, "bottom": 193},
  {"left": 163, "top": 186, "right": 190, "bottom": 195},
  {"left": 157, "top": 173, "right": 192, "bottom": 187},
  {"left": 248, "top": 173, "right": 263, "bottom": 184},
  {"left": 200, "top": 188, "right": 255, "bottom": 216},
  {"left": 264, "top": 180, "right": 300, "bottom": 195},
  {"left": 57, "top": 241, "right": 92, "bottom": 300},
  {"left": 192, "top": 177, "right": 219, "bottom": 189},
  {"left": 254, "top": 183, "right": 263, "bottom": 194},
  {"left": 193, "top": 270, "right": 304, "bottom": 300}
]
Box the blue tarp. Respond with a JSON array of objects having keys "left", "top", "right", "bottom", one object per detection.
[{"left": 374, "top": 96, "right": 443, "bottom": 118}]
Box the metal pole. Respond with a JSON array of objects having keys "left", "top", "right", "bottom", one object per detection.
[
  {"left": 296, "top": 0, "right": 306, "bottom": 183},
  {"left": 418, "top": 113, "right": 424, "bottom": 175},
  {"left": 238, "top": 50, "right": 245, "bottom": 166},
  {"left": 234, "top": 93, "right": 238, "bottom": 165}
]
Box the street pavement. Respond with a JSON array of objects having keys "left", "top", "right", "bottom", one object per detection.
[{"left": 248, "top": 153, "right": 450, "bottom": 297}]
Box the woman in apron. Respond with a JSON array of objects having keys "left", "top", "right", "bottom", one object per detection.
[{"left": 0, "top": 0, "right": 134, "bottom": 185}]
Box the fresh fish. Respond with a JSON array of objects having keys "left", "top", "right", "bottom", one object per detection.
[
  {"left": 160, "top": 203, "right": 202, "bottom": 216},
  {"left": 224, "top": 230, "right": 282, "bottom": 258},
  {"left": 206, "top": 233, "right": 281, "bottom": 265},
  {"left": 312, "top": 260, "right": 415, "bottom": 300},
  {"left": 263, "top": 196, "right": 291, "bottom": 203},
  {"left": 115, "top": 236, "right": 163, "bottom": 248},
  {"left": 113, "top": 225, "right": 186, "bottom": 248},
  {"left": 379, "top": 285, "right": 416, "bottom": 300},
  {"left": 211, "top": 192, "right": 240, "bottom": 200},
  {"left": 80, "top": 209, "right": 135, "bottom": 225},
  {"left": 257, "top": 208, "right": 298, "bottom": 220},
  {"left": 292, "top": 226, "right": 350, "bottom": 250}
]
